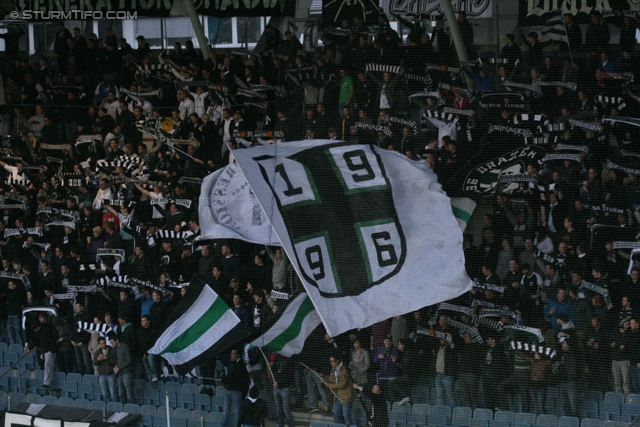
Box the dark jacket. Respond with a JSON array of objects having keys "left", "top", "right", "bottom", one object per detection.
[
  {"left": 115, "top": 342, "right": 133, "bottom": 375},
  {"left": 238, "top": 396, "right": 267, "bottom": 427},
  {"left": 271, "top": 354, "right": 296, "bottom": 389},
  {"left": 56, "top": 322, "right": 73, "bottom": 352},
  {"left": 93, "top": 345, "right": 117, "bottom": 376},
  {"left": 30, "top": 320, "right": 56, "bottom": 353},
  {"left": 221, "top": 358, "right": 250, "bottom": 394}
]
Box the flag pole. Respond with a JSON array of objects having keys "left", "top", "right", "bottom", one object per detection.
[
  {"left": 298, "top": 361, "right": 340, "bottom": 400},
  {"left": 257, "top": 346, "right": 277, "bottom": 389}
]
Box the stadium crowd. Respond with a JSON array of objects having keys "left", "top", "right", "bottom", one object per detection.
[{"left": 0, "top": 9, "right": 639, "bottom": 427}]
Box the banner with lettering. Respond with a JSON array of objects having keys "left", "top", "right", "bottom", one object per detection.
[
  {"left": 381, "top": 0, "right": 493, "bottom": 19},
  {"left": 15, "top": 0, "right": 296, "bottom": 19},
  {"left": 519, "top": 0, "right": 634, "bottom": 25}
]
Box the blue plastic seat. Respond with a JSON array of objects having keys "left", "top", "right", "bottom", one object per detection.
[
  {"left": 204, "top": 422, "right": 221, "bottom": 427},
  {"left": 8, "top": 344, "right": 23, "bottom": 354},
  {"left": 390, "top": 411, "right": 407, "bottom": 427},
  {"left": 171, "top": 419, "right": 187, "bottom": 427},
  {"left": 94, "top": 384, "right": 104, "bottom": 402},
  {"left": 107, "top": 402, "right": 123, "bottom": 412},
  {"left": 474, "top": 409, "right": 494, "bottom": 421},
  {"left": 153, "top": 417, "right": 168, "bottom": 427},
  {"left": 20, "top": 353, "right": 35, "bottom": 370},
  {"left": 582, "top": 401, "right": 600, "bottom": 420},
  {"left": 12, "top": 392, "right": 25, "bottom": 407},
  {"left": 428, "top": 414, "right": 447, "bottom": 427},
  {"left": 471, "top": 420, "right": 489, "bottom": 427},
  {"left": 78, "top": 383, "right": 93, "bottom": 400},
  {"left": 407, "top": 413, "right": 427, "bottom": 427},
  {"left": 516, "top": 414, "right": 537, "bottom": 425},
  {"left": 584, "top": 391, "right": 604, "bottom": 403},
  {"left": 452, "top": 407, "right": 472, "bottom": 427},
  {"left": 622, "top": 404, "right": 640, "bottom": 422},
  {"left": 513, "top": 423, "right": 531, "bottom": 427},
  {"left": 89, "top": 401, "right": 106, "bottom": 411},
  {"left": 165, "top": 382, "right": 181, "bottom": 394},
  {"left": 194, "top": 394, "right": 211, "bottom": 412},
  {"left": 605, "top": 393, "right": 626, "bottom": 406},
  {"left": 174, "top": 409, "right": 192, "bottom": 420},
  {"left": 603, "top": 422, "right": 628, "bottom": 427},
  {"left": 206, "top": 413, "right": 224, "bottom": 423},
  {"left": 330, "top": 423, "right": 346, "bottom": 427},
  {"left": 191, "top": 411, "right": 208, "bottom": 421},
  {"left": 82, "top": 374, "right": 98, "bottom": 385},
  {"left": 26, "top": 394, "right": 41, "bottom": 404},
  {"left": 3, "top": 352, "right": 17, "bottom": 367},
  {"left": 58, "top": 397, "right": 74, "bottom": 407},
  {"left": 581, "top": 419, "right": 603, "bottom": 427},
  {"left": 393, "top": 402, "right": 412, "bottom": 414},
  {"left": 74, "top": 399, "right": 90, "bottom": 409},
  {"left": 0, "top": 343, "right": 8, "bottom": 353},
  {"left": 627, "top": 395, "right": 640, "bottom": 406},
  {"left": 66, "top": 373, "right": 82, "bottom": 383},
  {"left": 495, "top": 412, "right": 516, "bottom": 424},
  {"left": 211, "top": 395, "right": 224, "bottom": 412},
  {"left": 181, "top": 384, "right": 199, "bottom": 394},
  {"left": 50, "top": 371, "right": 66, "bottom": 390},
  {"left": 144, "top": 389, "right": 160, "bottom": 406},
  {"left": 600, "top": 402, "right": 621, "bottom": 422},
  {"left": 188, "top": 421, "right": 201, "bottom": 427},
  {"left": 432, "top": 405, "right": 452, "bottom": 425},
  {"left": 42, "top": 395, "right": 58, "bottom": 406},
  {"left": 125, "top": 403, "right": 141, "bottom": 414},
  {"left": 412, "top": 404, "right": 430, "bottom": 416},
  {"left": 178, "top": 392, "right": 194, "bottom": 410},
  {"left": 141, "top": 405, "right": 158, "bottom": 416},
  {"left": 558, "top": 417, "right": 580, "bottom": 427},
  {"left": 491, "top": 421, "right": 510, "bottom": 427},
  {"left": 537, "top": 414, "right": 558, "bottom": 427},
  {"left": 62, "top": 381, "right": 77, "bottom": 398}
]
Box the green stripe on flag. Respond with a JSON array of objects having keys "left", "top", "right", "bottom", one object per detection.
[
  {"left": 265, "top": 296, "right": 315, "bottom": 352},
  {"left": 452, "top": 205, "right": 471, "bottom": 223},
  {"left": 160, "top": 296, "right": 229, "bottom": 355}
]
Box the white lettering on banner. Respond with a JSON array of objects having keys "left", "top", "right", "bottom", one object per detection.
[
  {"left": 18, "top": 0, "right": 277, "bottom": 13},
  {"left": 526, "top": 0, "right": 613, "bottom": 17},
  {"left": 384, "top": 0, "right": 492, "bottom": 18}
]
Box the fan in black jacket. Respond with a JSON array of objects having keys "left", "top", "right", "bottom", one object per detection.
[
  {"left": 27, "top": 313, "right": 57, "bottom": 386},
  {"left": 238, "top": 386, "right": 267, "bottom": 427}
]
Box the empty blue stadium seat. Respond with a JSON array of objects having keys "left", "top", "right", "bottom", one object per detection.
[
  {"left": 107, "top": 402, "right": 123, "bottom": 412},
  {"left": 74, "top": 399, "right": 90, "bottom": 409},
  {"left": 605, "top": 394, "right": 625, "bottom": 406},
  {"left": 412, "top": 404, "right": 430, "bottom": 417},
  {"left": 516, "top": 414, "right": 537, "bottom": 425},
  {"left": 581, "top": 419, "right": 603, "bottom": 427},
  {"left": 474, "top": 409, "right": 494, "bottom": 421},
  {"left": 125, "top": 403, "right": 141, "bottom": 414},
  {"left": 390, "top": 411, "right": 407, "bottom": 427},
  {"left": 58, "top": 397, "right": 74, "bottom": 407},
  {"left": 495, "top": 412, "right": 515, "bottom": 424},
  {"left": 558, "top": 416, "right": 580, "bottom": 427},
  {"left": 537, "top": 414, "right": 558, "bottom": 427},
  {"left": 452, "top": 407, "right": 472, "bottom": 427},
  {"left": 89, "top": 401, "right": 106, "bottom": 411},
  {"left": 622, "top": 404, "right": 640, "bottom": 422},
  {"left": 600, "top": 402, "right": 621, "bottom": 422},
  {"left": 194, "top": 394, "right": 211, "bottom": 412},
  {"left": 407, "top": 413, "right": 427, "bottom": 427}
]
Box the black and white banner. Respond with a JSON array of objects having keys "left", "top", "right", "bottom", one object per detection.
[{"left": 383, "top": 0, "right": 492, "bottom": 18}]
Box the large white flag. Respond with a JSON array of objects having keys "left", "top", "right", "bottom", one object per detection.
[
  {"left": 233, "top": 140, "right": 472, "bottom": 337},
  {"left": 199, "top": 162, "right": 281, "bottom": 245}
]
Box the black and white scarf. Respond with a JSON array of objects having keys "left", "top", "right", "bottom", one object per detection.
[{"left": 511, "top": 340, "right": 556, "bottom": 358}]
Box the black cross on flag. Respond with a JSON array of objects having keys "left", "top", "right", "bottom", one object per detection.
[
  {"left": 253, "top": 143, "right": 406, "bottom": 297},
  {"left": 234, "top": 140, "right": 472, "bottom": 337}
]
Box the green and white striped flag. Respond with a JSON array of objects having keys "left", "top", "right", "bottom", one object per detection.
[
  {"left": 251, "top": 292, "right": 321, "bottom": 357},
  {"left": 149, "top": 277, "right": 248, "bottom": 375},
  {"left": 450, "top": 197, "right": 476, "bottom": 232}
]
